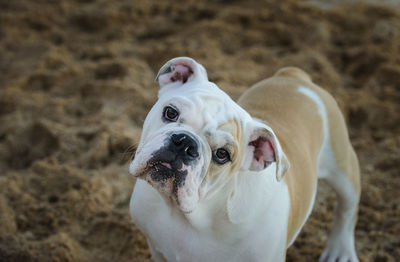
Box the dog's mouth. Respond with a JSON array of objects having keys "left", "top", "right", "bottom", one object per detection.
[
  {"left": 130, "top": 139, "right": 204, "bottom": 214},
  {"left": 134, "top": 161, "right": 170, "bottom": 177},
  {"left": 138, "top": 160, "right": 188, "bottom": 196},
  {"left": 136, "top": 161, "right": 172, "bottom": 177},
  {"left": 134, "top": 159, "right": 201, "bottom": 214}
]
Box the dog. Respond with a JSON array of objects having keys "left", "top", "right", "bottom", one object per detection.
[{"left": 129, "top": 57, "right": 361, "bottom": 262}]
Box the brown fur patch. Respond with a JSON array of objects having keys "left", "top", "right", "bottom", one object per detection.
[{"left": 204, "top": 118, "right": 244, "bottom": 183}]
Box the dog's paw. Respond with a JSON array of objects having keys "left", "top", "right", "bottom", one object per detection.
[{"left": 319, "top": 244, "right": 359, "bottom": 262}]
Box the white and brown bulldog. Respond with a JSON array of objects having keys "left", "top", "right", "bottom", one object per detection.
[{"left": 129, "top": 57, "right": 361, "bottom": 262}]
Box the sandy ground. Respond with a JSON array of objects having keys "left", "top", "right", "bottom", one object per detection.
[{"left": 0, "top": 0, "right": 399, "bottom": 261}]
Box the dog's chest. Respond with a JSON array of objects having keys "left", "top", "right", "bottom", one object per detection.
[
  {"left": 130, "top": 180, "right": 290, "bottom": 262},
  {"left": 130, "top": 180, "right": 232, "bottom": 261}
]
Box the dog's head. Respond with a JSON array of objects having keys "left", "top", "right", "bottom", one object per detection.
[{"left": 130, "top": 57, "right": 289, "bottom": 215}]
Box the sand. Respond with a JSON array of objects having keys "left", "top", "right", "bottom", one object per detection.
[{"left": 0, "top": 0, "right": 399, "bottom": 261}]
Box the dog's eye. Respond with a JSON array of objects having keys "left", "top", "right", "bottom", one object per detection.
[
  {"left": 163, "top": 106, "right": 179, "bottom": 122},
  {"left": 213, "top": 148, "right": 231, "bottom": 164}
]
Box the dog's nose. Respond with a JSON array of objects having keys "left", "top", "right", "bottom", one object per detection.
[{"left": 171, "top": 133, "right": 199, "bottom": 159}]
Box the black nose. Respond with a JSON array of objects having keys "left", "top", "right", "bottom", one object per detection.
[{"left": 171, "top": 133, "right": 199, "bottom": 159}]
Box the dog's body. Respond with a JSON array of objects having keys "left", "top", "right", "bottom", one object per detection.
[{"left": 130, "top": 57, "right": 360, "bottom": 262}]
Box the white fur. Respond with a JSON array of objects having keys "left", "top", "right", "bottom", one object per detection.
[
  {"left": 298, "top": 86, "right": 335, "bottom": 181},
  {"left": 130, "top": 86, "right": 291, "bottom": 261},
  {"left": 130, "top": 167, "right": 290, "bottom": 262},
  {"left": 130, "top": 57, "right": 293, "bottom": 261}
]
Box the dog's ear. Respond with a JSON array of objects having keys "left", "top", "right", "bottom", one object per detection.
[
  {"left": 244, "top": 121, "right": 290, "bottom": 181},
  {"left": 155, "top": 57, "right": 208, "bottom": 88}
]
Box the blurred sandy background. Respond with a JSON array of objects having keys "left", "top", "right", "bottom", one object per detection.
[{"left": 0, "top": 0, "right": 399, "bottom": 261}]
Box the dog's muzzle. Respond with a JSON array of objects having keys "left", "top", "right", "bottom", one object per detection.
[{"left": 142, "top": 132, "right": 200, "bottom": 196}]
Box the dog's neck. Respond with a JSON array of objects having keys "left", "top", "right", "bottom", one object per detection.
[{"left": 171, "top": 164, "right": 280, "bottom": 239}]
